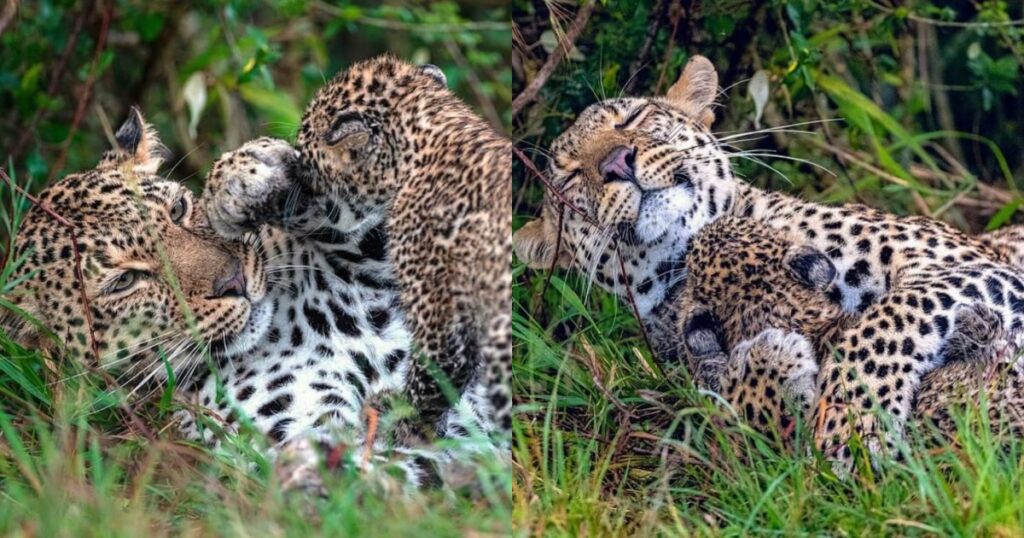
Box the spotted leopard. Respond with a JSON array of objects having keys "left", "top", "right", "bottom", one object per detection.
[
  {"left": 2, "top": 109, "right": 487, "bottom": 488},
  {"left": 513, "top": 54, "right": 1024, "bottom": 470},
  {"left": 294, "top": 56, "right": 512, "bottom": 442},
  {"left": 679, "top": 218, "right": 1024, "bottom": 444}
]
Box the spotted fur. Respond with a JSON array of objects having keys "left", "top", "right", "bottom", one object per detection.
[
  {"left": 294, "top": 56, "right": 511, "bottom": 440},
  {"left": 3, "top": 111, "right": 489, "bottom": 489},
  {"left": 513, "top": 54, "right": 1024, "bottom": 469},
  {"left": 679, "top": 218, "right": 1024, "bottom": 444}
]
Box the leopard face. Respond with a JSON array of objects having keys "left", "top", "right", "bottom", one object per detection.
[
  {"left": 295, "top": 55, "right": 453, "bottom": 214},
  {"left": 514, "top": 56, "right": 737, "bottom": 315},
  {"left": 680, "top": 217, "right": 846, "bottom": 355},
  {"left": 4, "top": 109, "right": 267, "bottom": 389}
]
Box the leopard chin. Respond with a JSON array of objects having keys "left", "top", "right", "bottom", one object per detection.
[
  {"left": 218, "top": 298, "right": 276, "bottom": 357},
  {"left": 635, "top": 185, "right": 697, "bottom": 244}
]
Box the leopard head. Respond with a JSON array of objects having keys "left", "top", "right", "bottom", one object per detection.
[
  {"left": 680, "top": 218, "right": 844, "bottom": 356},
  {"left": 514, "top": 55, "right": 738, "bottom": 315},
  {"left": 295, "top": 55, "right": 465, "bottom": 217},
  {"left": 3, "top": 108, "right": 267, "bottom": 389}
]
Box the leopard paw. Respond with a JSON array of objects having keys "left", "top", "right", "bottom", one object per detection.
[
  {"left": 740, "top": 329, "right": 819, "bottom": 414},
  {"left": 202, "top": 137, "right": 299, "bottom": 239},
  {"left": 275, "top": 437, "right": 327, "bottom": 497},
  {"left": 364, "top": 391, "right": 436, "bottom": 448}
]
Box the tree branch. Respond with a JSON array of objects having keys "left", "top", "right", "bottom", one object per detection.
[{"left": 512, "top": 0, "right": 596, "bottom": 116}]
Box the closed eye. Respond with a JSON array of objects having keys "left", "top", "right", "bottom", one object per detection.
[
  {"left": 331, "top": 111, "right": 363, "bottom": 131},
  {"left": 325, "top": 111, "right": 367, "bottom": 145},
  {"left": 614, "top": 105, "right": 649, "bottom": 130},
  {"left": 557, "top": 169, "right": 582, "bottom": 192}
]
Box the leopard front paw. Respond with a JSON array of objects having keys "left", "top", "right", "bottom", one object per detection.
[
  {"left": 682, "top": 308, "right": 727, "bottom": 392},
  {"left": 364, "top": 391, "right": 436, "bottom": 448},
  {"left": 813, "top": 399, "right": 890, "bottom": 478},
  {"left": 735, "top": 329, "right": 820, "bottom": 415},
  {"left": 275, "top": 437, "right": 327, "bottom": 497},
  {"left": 202, "top": 137, "right": 300, "bottom": 239}
]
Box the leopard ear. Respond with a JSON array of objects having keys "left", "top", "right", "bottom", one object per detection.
[
  {"left": 513, "top": 217, "right": 569, "bottom": 270},
  {"left": 417, "top": 64, "right": 447, "bottom": 87},
  {"left": 786, "top": 245, "right": 836, "bottom": 291},
  {"left": 101, "top": 106, "right": 167, "bottom": 174},
  {"left": 666, "top": 55, "right": 718, "bottom": 128}
]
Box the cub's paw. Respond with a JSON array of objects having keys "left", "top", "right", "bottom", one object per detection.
[
  {"left": 733, "top": 329, "right": 820, "bottom": 414},
  {"left": 275, "top": 437, "right": 327, "bottom": 497},
  {"left": 202, "top": 137, "right": 299, "bottom": 239},
  {"left": 944, "top": 303, "right": 1005, "bottom": 363},
  {"left": 683, "top": 308, "right": 727, "bottom": 392},
  {"left": 363, "top": 391, "right": 436, "bottom": 449}
]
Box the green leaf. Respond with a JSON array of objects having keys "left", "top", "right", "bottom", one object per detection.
[
  {"left": 816, "top": 72, "right": 941, "bottom": 173},
  {"left": 238, "top": 84, "right": 302, "bottom": 138},
  {"left": 137, "top": 12, "right": 165, "bottom": 41},
  {"left": 985, "top": 199, "right": 1022, "bottom": 231}
]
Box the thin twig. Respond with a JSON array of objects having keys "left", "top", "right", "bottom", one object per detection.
[
  {"left": 7, "top": 0, "right": 92, "bottom": 165},
  {"left": 312, "top": 2, "right": 507, "bottom": 32},
  {"left": 442, "top": 38, "right": 503, "bottom": 131},
  {"left": 512, "top": 146, "right": 594, "bottom": 224},
  {"left": 515, "top": 146, "right": 654, "bottom": 359},
  {"left": 873, "top": 2, "right": 1024, "bottom": 27},
  {"left": 0, "top": 0, "right": 17, "bottom": 37},
  {"left": 48, "top": 0, "right": 113, "bottom": 182},
  {"left": 616, "top": 249, "right": 655, "bottom": 359},
  {"left": 534, "top": 204, "right": 565, "bottom": 318},
  {"left": 623, "top": 0, "right": 665, "bottom": 95},
  {"left": 512, "top": 0, "right": 596, "bottom": 115},
  {"left": 0, "top": 168, "right": 98, "bottom": 360},
  {"left": 362, "top": 407, "right": 378, "bottom": 468}
]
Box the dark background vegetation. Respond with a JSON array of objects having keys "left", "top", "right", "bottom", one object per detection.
[
  {"left": 513, "top": 0, "right": 1024, "bottom": 232},
  {"left": 0, "top": 0, "right": 510, "bottom": 194}
]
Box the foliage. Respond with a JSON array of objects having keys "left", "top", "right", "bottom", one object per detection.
[
  {"left": 0, "top": 1, "right": 511, "bottom": 535},
  {"left": 514, "top": 0, "right": 1024, "bottom": 229},
  {"left": 0, "top": 0, "right": 510, "bottom": 192},
  {"left": 513, "top": 0, "right": 1024, "bottom": 534}
]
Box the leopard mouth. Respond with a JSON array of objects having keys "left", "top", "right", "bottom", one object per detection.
[
  {"left": 208, "top": 239, "right": 271, "bottom": 356},
  {"left": 216, "top": 298, "right": 275, "bottom": 357}
]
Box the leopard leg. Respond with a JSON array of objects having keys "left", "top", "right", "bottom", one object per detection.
[
  {"left": 480, "top": 312, "right": 512, "bottom": 434},
  {"left": 813, "top": 262, "right": 1024, "bottom": 473}
]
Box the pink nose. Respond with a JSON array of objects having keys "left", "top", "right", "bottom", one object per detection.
[
  {"left": 212, "top": 262, "right": 246, "bottom": 298},
  {"left": 599, "top": 146, "right": 636, "bottom": 183}
]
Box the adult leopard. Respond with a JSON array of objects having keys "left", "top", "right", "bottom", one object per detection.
[
  {"left": 513, "top": 55, "right": 1024, "bottom": 470},
  {"left": 2, "top": 109, "right": 487, "bottom": 488}
]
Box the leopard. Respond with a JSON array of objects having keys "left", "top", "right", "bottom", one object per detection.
[
  {"left": 1, "top": 108, "right": 489, "bottom": 489},
  {"left": 512, "top": 53, "right": 1024, "bottom": 471},
  {"left": 678, "top": 217, "right": 1024, "bottom": 445},
  {"left": 292, "top": 55, "right": 512, "bottom": 442}
]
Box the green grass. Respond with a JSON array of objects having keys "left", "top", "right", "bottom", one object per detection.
[
  {"left": 0, "top": 301, "right": 511, "bottom": 535},
  {"left": 0, "top": 169, "right": 511, "bottom": 537},
  {"left": 0, "top": 317, "right": 511, "bottom": 538},
  {"left": 512, "top": 262, "right": 1024, "bottom": 535}
]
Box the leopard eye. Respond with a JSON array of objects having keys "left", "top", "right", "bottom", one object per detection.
[
  {"left": 325, "top": 111, "right": 369, "bottom": 146},
  {"left": 169, "top": 196, "right": 188, "bottom": 224},
  {"left": 614, "top": 105, "right": 649, "bottom": 130},
  {"left": 108, "top": 271, "right": 144, "bottom": 294}
]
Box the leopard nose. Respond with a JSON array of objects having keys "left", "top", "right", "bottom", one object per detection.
[
  {"left": 599, "top": 145, "right": 636, "bottom": 183},
  {"left": 212, "top": 261, "right": 246, "bottom": 299}
]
